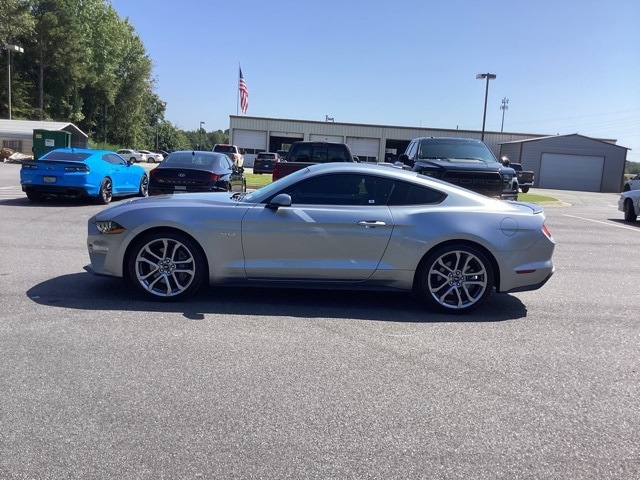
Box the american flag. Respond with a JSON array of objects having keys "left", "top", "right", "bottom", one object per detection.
[{"left": 239, "top": 67, "right": 248, "bottom": 114}]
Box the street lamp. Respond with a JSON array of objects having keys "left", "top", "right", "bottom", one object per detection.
[
  {"left": 476, "top": 73, "right": 496, "bottom": 141},
  {"left": 198, "top": 121, "right": 205, "bottom": 150},
  {"left": 3, "top": 44, "right": 24, "bottom": 120}
]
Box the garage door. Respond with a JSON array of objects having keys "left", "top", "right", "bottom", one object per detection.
[
  {"left": 232, "top": 129, "right": 267, "bottom": 150},
  {"left": 310, "top": 134, "right": 344, "bottom": 142},
  {"left": 346, "top": 137, "right": 380, "bottom": 159},
  {"left": 538, "top": 153, "right": 604, "bottom": 192}
]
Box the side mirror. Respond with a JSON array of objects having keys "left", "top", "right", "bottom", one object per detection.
[
  {"left": 266, "top": 193, "right": 292, "bottom": 210},
  {"left": 399, "top": 154, "right": 413, "bottom": 167}
]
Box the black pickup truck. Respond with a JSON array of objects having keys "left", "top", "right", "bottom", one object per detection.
[
  {"left": 508, "top": 162, "right": 535, "bottom": 193},
  {"left": 399, "top": 137, "right": 518, "bottom": 200}
]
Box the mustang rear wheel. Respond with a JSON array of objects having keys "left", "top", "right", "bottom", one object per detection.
[
  {"left": 127, "top": 231, "right": 206, "bottom": 300},
  {"left": 417, "top": 244, "right": 494, "bottom": 314}
]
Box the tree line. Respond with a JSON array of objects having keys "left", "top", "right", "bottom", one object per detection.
[{"left": 0, "top": 0, "right": 227, "bottom": 152}]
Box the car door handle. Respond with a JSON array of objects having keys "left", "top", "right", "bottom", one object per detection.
[{"left": 357, "top": 220, "right": 387, "bottom": 228}]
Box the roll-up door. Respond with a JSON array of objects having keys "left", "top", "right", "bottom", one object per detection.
[
  {"left": 347, "top": 137, "right": 380, "bottom": 159},
  {"left": 310, "top": 134, "right": 343, "bottom": 142},
  {"left": 232, "top": 129, "right": 267, "bottom": 150},
  {"left": 538, "top": 153, "right": 604, "bottom": 192}
]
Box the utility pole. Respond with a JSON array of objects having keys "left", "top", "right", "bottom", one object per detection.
[{"left": 500, "top": 97, "right": 509, "bottom": 133}]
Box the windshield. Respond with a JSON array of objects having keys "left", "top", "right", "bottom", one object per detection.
[
  {"left": 418, "top": 140, "right": 497, "bottom": 164},
  {"left": 41, "top": 151, "right": 91, "bottom": 161},
  {"left": 214, "top": 145, "right": 234, "bottom": 153}
]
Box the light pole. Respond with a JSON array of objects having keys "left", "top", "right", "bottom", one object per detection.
[
  {"left": 3, "top": 44, "right": 24, "bottom": 120},
  {"left": 198, "top": 121, "right": 205, "bottom": 150},
  {"left": 476, "top": 73, "right": 496, "bottom": 141}
]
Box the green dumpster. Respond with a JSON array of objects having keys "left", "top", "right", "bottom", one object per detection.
[{"left": 33, "top": 129, "right": 71, "bottom": 160}]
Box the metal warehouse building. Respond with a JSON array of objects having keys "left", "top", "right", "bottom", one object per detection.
[
  {"left": 0, "top": 119, "right": 88, "bottom": 157},
  {"left": 499, "top": 134, "right": 628, "bottom": 193},
  {"left": 230, "top": 116, "right": 628, "bottom": 193}
]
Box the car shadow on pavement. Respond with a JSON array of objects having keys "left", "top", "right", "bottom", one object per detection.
[
  {"left": 608, "top": 218, "right": 640, "bottom": 229},
  {"left": 26, "top": 272, "right": 528, "bottom": 323},
  {"left": 0, "top": 196, "right": 135, "bottom": 207}
]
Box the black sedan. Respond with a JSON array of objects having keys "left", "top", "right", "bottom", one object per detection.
[{"left": 149, "top": 150, "right": 246, "bottom": 195}]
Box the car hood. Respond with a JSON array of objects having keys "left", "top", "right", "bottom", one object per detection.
[
  {"left": 93, "top": 192, "right": 245, "bottom": 220},
  {"left": 415, "top": 159, "right": 503, "bottom": 172}
]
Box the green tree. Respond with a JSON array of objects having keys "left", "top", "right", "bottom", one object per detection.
[{"left": 0, "top": 0, "right": 34, "bottom": 117}]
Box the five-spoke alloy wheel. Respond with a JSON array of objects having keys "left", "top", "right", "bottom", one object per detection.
[
  {"left": 128, "top": 232, "right": 206, "bottom": 300},
  {"left": 417, "top": 244, "right": 494, "bottom": 313}
]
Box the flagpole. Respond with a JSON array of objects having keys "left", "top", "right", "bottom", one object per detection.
[{"left": 236, "top": 62, "right": 240, "bottom": 115}]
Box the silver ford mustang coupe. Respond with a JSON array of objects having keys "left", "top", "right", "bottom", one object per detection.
[{"left": 86, "top": 163, "right": 555, "bottom": 313}]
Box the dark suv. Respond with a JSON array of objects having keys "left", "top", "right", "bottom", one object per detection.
[
  {"left": 253, "top": 152, "right": 282, "bottom": 174},
  {"left": 399, "top": 137, "right": 518, "bottom": 200}
]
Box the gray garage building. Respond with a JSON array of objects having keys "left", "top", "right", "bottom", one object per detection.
[
  {"left": 230, "top": 116, "right": 627, "bottom": 193},
  {"left": 0, "top": 119, "right": 88, "bottom": 158},
  {"left": 499, "top": 134, "right": 628, "bottom": 193}
]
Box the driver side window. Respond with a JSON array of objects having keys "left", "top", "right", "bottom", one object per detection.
[{"left": 281, "top": 174, "right": 393, "bottom": 206}]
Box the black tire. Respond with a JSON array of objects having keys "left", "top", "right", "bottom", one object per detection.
[
  {"left": 521, "top": 186, "right": 530, "bottom": 193},
  {"left": 95, "top": 178, "right": 113, "bottom": 204},
  {"left": 25, "top": 190, "right": 45, "bottom": 202},
  {"left": 416, "top": 244, "right": 494, "bottom": 314},
  {"left": 147, "top": 157, "right": 155, "bottom": 163},
  {"left": 138, "top": 174, "right": 149, "bottom": 197},
  {"left": 624, "top": 199, "right": 637, "bottom": 222},
  {"left": 127, "top": 231, "right": 207, "bottom": 300}
]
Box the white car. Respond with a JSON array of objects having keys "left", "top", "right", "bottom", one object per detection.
[
  {"left": 618, "top": 190, "right": 640, "bottom": 222},
  {"left": 623, "top": 173, "right": 640, "bottom": 191},
  {"left": 116, "top": 149, "right": 147, "bottom": 163},
  {"left": 138, "top": 150, "right": 164, "bottom": 163}
]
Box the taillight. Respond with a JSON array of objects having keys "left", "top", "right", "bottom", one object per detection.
[
  {"left": 542, "top": 224, "right": 552, "bottom": 239},
  {"left": 65, "top": 164, "right": 89, "bottom": 172},
  {"left": 210, "top": 173, "right": 221, "bottom": 182}
]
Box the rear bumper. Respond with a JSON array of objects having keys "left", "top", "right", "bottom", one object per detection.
[{"left": 22, "top": 184, "right": 92, "bottom": 197}]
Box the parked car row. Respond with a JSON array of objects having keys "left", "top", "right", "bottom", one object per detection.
[
  {"left": 116, "top": 149, "right": 165, "bottom": 164},
  {"left": 19, "top": 148, "right": 246, "bottom": 204}
]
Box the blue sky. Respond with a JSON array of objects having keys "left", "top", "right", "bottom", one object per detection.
[{"left": 110, "top": 0, "right": 640, "bottom": 162}]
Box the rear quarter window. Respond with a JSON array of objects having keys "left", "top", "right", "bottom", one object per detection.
[{"left": 388, "top": 181, "right": 446, "bottom": 205}]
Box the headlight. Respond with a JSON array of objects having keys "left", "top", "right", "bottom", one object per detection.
[{"left": 95, "top": 220, "right": 125, "bottom": 234}]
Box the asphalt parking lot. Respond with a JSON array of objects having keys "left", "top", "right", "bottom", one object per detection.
[{"left": 1, "top": 162, "right": 638, "bottom": 479}]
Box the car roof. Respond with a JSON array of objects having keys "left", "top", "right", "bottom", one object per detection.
[
  {"left": 414, "top": 137, "right": 485, "bottom": 144},
  {"left": 47, "top": 147, "right": 113, "bottom": 155}
]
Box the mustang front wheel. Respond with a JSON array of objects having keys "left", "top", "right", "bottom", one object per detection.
[
  {"left": 417, "top": 244, "right": 494, "bottom": 314},
  {"left": 128, "top": 232, "right": 206, "bottom": 300}
]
